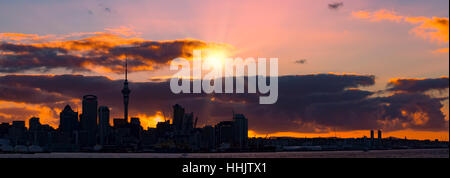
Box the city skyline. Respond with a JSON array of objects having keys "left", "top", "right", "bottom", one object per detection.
[{"left": 0, "top": 0, "right": 449, "bottom": 141}]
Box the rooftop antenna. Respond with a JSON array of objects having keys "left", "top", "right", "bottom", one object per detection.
[
  {"left": 194, "top": 117, "right": 199, "bottom": 128},
  {"left": 162, "top": 109, "right": 167, "bottom": 122}
]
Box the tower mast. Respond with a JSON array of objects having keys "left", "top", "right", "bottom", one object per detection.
[{"left": 121, "top": 56, "right": 131, "bottom": 123}]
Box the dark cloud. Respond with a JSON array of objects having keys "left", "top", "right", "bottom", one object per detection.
[
  {"left": 294, "top": 59, "right": 307, "bottom": 64},
  {"left": 1, "top": 73, "right": 447, "bottom": 133},
  {"left": 387, "top": 77, "right": 449, "bottom": 93},
  {"left": 0, "top": 84, "right": 70, "bottom": 104},
  {"left": 0, "top": 37, "right": 212, "bottom": 73},
  {"left": 328, "top": 2, "right": 344, "bottom": 10}
]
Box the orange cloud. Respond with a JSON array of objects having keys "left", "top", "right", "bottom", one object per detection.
[
  {"left": 433, "top": 48, "right": 449, "bottom": 53},
  {"left": 352, "top": 9, "right": 404, "bottom": 22},
  {"left": 405, "top": 16, "right": 449, "bottom": 43},
  {"left": 135, "top": 111, "right": 167, "bottom": 129},
  {"left": 352, "top": 9, "right": 449, "bottom": 52},
  {"left": 0, "top": 29, "right": 230, "bottom": 74},
  {"left": 0, "top": 100, "right": 60, "bottom": 128},
  {"left": 0, "top": 33, "right": 53, "bottom": 42}
]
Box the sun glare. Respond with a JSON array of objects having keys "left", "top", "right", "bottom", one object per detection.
[{"left": 204, "top": 49, "right": 229, "bottom": 70}]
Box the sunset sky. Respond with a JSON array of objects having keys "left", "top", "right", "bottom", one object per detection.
[{"left": 0, "top": 0, "right": 448, "bottom": 140}]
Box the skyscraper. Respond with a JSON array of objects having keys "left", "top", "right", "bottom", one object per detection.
[
  {"left": 59, "top": 105, "right": 78, "bottom": 135},
  {"left": 378, "top": 130, "right": 382, "bottom": 141},
  {"left": 98, "top": 106, "right": 110, "bottom": 145},
  {"left": 121, "top": 57, "right": 131, "bottom": 123},
  {"left": 172, "top": 104, "right": 185, "bottom": 131},
  {"left": 29, "top": 117, "right": 41, "bottom": 132},
  {"left": 370, "top": 130, "right": 374, "bottom": 145},
  {"left": 81, "top": 95, "right": 98, "bottom": 146},
  {"left": 232, "top": 113, "right": 248, "bottom": 150}
]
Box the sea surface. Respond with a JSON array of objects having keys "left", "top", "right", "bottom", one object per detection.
[{"left": 0, "top": 148, "right": 448, "bottom": 158}]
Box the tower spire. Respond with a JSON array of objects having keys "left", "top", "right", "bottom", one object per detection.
[
  {"left": 121, "top": 55, "right": 131, "bottom": 123},
  {"left": 125, "top": 56, "right": 128, "bottom": 81}
]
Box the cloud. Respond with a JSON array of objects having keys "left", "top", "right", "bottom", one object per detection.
[
  {"left": 294, "top": 59, "right": 307, "bottom": 64},
  {"left": 387, "top": 76, "right": 449, "bottom": 93},
  {"left": 433, "top": 48, "right": 449, "bottom": 53},
  {"left": 328, "top": 2, "right": 344, "bottom": 10},
  {"left": 352, "top": 9, "right": 449, "bottom": 51},
  {"left": 405, "top": 16, "right": 449, "bottom": 43},
  {"left": 0, "top": 30, "right": 228, "bottom": 74},
  {"left": 352, "top": 9, "right": 403, "bottom": 22},
  {"left": 0, "top": 73, "right": 447, "bottom": 133}
]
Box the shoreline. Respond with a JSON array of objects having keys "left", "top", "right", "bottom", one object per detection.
[{"left": 1, "top": 148, "right": 448, "bottom": 158}]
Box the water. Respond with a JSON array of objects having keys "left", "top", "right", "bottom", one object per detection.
[{"left": 0, "top": 148, "right": 448, "bottom": 158}]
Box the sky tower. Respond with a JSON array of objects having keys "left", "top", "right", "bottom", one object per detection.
[{"left": 121, "top": 57, "right": 131, "bottom": 123}]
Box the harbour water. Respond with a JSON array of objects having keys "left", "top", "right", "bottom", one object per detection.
[{"left": 0, "top": 148, "right": 448, "bottom": 158}]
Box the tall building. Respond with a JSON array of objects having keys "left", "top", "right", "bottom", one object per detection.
[
  {"left": 81, "top": 95, "right": 98, "bottom": 146},
  {"left": 98, "top": 106, "right": 110, "bottom": 145},
  {"left": 10, "top": 121, "right": 26, "bottom": 145},
  {"left": 172, "top": 104, "right": 185, "bottom": 131},
  {"left": 201, "top": 125, "right": 215, "bottom": 151},
  {"left": 130, "top": 117, "right": 143, "bottom": 139},
  {"left": 121, "top": 57, "right": 131, "bottom": 123},
  {"left": 232, "top": 114, "right": 248, "bottom": 150},
  {"left": 215, "top": 121, "right": 234, "bottom": 148},
  {"left": 59, "top": 105, "right": 78, "bottom": 135},
  {"left": 29, "top": 117, "right": 41, "bottom": 132},
  {"left": 378, "top": 130, "right": 382, "bottom": 141},
  {"left": 183, "top": 112, "right": 194, "bottom": 132},
  {"left": 370, "top": 130, "right": 374, "bottom": 145}
]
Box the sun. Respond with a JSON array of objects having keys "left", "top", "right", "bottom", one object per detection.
[{"left": 203, "top": 49, "right": 229, "bottom": 70}]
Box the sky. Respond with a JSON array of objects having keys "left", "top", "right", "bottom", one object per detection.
[{"left": 0, "top": 0, "right": 449, "bottom": 140}]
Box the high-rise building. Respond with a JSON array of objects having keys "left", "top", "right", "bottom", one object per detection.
[
  {"left": 98, "top": 106, "right": 110, "bottom": 145},
  {"left": 201, "top": 125, "right": 215, "bottom": 151},
  {"left": 81, "top": 95, "right": 98, "bottom": 146},
  {"left": 215, "top": 121, "right": 234, "bottom": 148},
  {"left": 130, "top": 117, "right": 143, "bottom": 139},
  {"left": 59, "top": 105, "right": 78, "bottom": 135},
  {"left": 172, "top": 104, "right": 185, "bottom": 131},
  {"left": 370, "top": 130, "right": 374, "bottom": 145},
  {"left": 232, "top": 114, "right": 248, "bottom": 149},
  {"left": 29, "top": 117, "right": 41, "bottom": 132},
  {"left": 378, "top": 130, "right": 382, "bottom": 141},
  {"left": 10, "top": 121, "right": 26, "bottom": 145},
  {"left": 122, "top": 58, "right": 131, "bottom": 123},
  {"left": 183, "top": 112, "right": 194, "bottom": 132}
]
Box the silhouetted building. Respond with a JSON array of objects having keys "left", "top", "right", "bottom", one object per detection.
[
  {"left": 172, "top": 104, "right": 185, "bottom": 131},
  {"left": 29, "top": 117, "right": 41, "bottom": 132},
  {"left": 28, "top": 117, "right": 41, "bottom": 145},
  {"left": 9, "top": 121, "right": 26, "bottom": 145},
  {"left": 378, "top": 130, "right": 382, "bottom": 142},
  {"left": 201, "top": 125, "right": 215, "bottom": 151},
  {"left": 215, "top": 121, "right": 234, "bottom": 150},
  {"left": 59, "top": 105, "right": 78, "bottom": 135},
  {"left": 370, "top": 130, "right": 374, "bottom": 145},
  {"left": 155, "top": 120, "right": 171, "bottom": 137},
  {"left": 183, "top": 112, "right": 194, "bottom": 132},
  {"left": 130, "top": 117, "right": 143, "bottom": 140},
  {"left": 232, "top": 113, "right": 248, "bottom": 150},
  {"left": 0, "top": 123, "right": 10, "bottom": 138},
  {"left": 98, "top": 106, "right": 110, "bottom": 145},
  {"left": 81, "top": 95, "right": 98, "bottom": 146}
]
